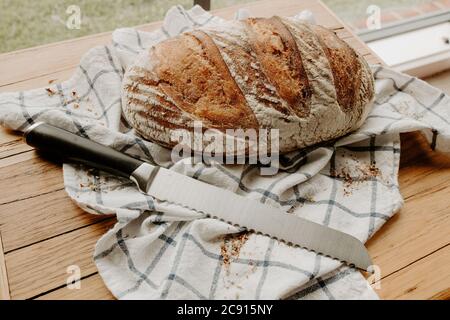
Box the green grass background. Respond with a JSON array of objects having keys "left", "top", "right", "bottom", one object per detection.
[{"left": 0, "top": 0, "right": 430, "bottom": 54}]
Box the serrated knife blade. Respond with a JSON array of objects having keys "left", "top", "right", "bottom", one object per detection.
[
  {"left": 137, "top": 164, "right": 372, "bottom": 271},
  {"left": 25, "top": 122, "right": 372, "bottom": 271}
]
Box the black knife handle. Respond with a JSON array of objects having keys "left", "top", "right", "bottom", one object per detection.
[{"left": 24, "top": 122, "right": 144, "bottom": 179}]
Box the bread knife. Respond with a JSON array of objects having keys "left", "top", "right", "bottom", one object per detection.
[{"left": 24, "top": 122, "right": 372, "bottom": 271}]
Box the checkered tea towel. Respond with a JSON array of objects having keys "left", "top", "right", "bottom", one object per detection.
[{"left": 1, "top": 5, "right": 449, "bottom": 300}]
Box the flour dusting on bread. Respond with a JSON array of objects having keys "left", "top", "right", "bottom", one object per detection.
[{"left": 122, "top": 16, "right": 375, "bottom": 154}]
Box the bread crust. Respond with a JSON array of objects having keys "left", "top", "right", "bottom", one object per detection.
[
  {"left": 151, "top": 30, "right": 258, "bottom": 129},
  {"left": 310, "top": 25, "right": 361, "bottom": 112},
  {"left": 122, "top": 17, "right": 375, "bottom": 153},
  {"left": 244, "top": 16, "right": 312, "bottom": 117}
]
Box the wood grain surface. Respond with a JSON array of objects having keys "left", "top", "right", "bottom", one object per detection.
[
  {"left": 0, "top": 231, "right": 10, "bottom": 300},
  {"left": 0, "top": 0, "right": 448, "bottom": 300}
]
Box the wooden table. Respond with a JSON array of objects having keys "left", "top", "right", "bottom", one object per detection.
[{"left": 0, "top": 0, "right": 448, "bottom": 300}]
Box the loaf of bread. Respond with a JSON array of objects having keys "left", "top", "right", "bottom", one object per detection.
[{"left": 122, "top": 16, "right": 375, "bottom": 154}]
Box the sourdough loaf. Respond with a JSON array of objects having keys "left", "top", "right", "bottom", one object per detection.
[{"left": 122, "top": 16, "right": 375, "bottom": 154}]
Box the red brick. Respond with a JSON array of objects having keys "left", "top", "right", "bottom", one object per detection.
[
  {"left": 416, "top": 2, "right": 442, "bottom": 13},
  {"left": 434, "top": 0, "right": 450, "bottom": 9},
  {"left": 397, "top": 8, "right": 422, "bottom": 19},
  {"left": 352, "top": 18, "right": 369, "bottom": 30},
  {"left": 380, "top": 11, "right": 401, "bottom": 25}
]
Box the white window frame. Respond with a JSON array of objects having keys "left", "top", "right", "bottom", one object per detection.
[{"left": 358, "top": 11, "right": 450, "bottom": 78}]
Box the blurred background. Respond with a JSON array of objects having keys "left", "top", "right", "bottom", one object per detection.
[{"left": 1, "top": 0, "right": 449, "bottom": 90}]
